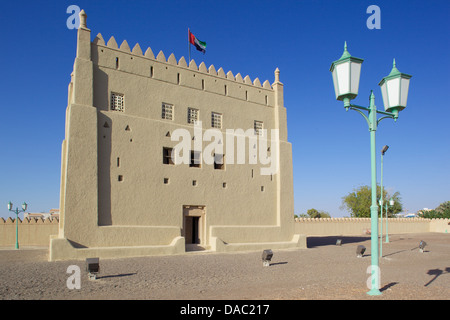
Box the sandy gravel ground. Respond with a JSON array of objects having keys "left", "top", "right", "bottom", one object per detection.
[{"left": 0, "top": 233, "right": 449, "bottom": 301}]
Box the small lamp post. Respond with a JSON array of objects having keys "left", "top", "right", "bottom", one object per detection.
[
  {"left": 7, "top": 201, "right": 28, "bottom": 249},
  {"left": 378, "top": 195, "right": 394, "bottom": 257},
  {"left": 379, "top": 145, "right": 389, "bottom": 258},
  {"left": 330, "top": 42, "right": 411, "bottom": 296},
  {"left": 378, "top": 198, "right": 383, "bottom": 257},
  {"left": 386, "top": 198, "right": 395, "bottom": 243}
]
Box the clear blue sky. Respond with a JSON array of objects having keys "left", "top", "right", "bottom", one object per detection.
[{"left": 1, "top": 0, "right": 449, "bottom": 219}]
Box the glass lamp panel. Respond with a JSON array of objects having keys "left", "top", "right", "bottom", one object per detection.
[
  {"left": 400, "top": 77, "right": 410, "bottom": 107},
  {"left": 380, "top": 82, "right": 389, "bottom": 110},
  {"left": 332, "top": 67, "right": 340, "bottom": 99},
  {"left": 336, "top": 62, "right": 350, "bottom": 96},
  {"left": 350, "top": 61, "right": 361, "bottom": 95},
  {"left": 387, "top": 77, "right": 401, "bottom": 108}
]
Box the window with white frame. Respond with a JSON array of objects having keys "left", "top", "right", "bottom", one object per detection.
[
  {"left": 187, "top": 107, "right": 199, "bottom": 124},
  {"left": 211, "top": 112, "right": 222, "bottom": 129},
  {"left": 254, "top": 120, "right": 263, "bottom": 136},
  {"left": 162, "top": 103, "right": 173, "bottom": 120},
  {"left": 111, "top": 92, "right": 124, "bottom": 112}
]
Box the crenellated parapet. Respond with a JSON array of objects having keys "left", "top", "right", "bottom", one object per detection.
[
  {"left": 0, "top": 217, "right": 59, "bottom": 224},
  {"left": 92, "top": 33, "right": 274, "bottom": 91}
]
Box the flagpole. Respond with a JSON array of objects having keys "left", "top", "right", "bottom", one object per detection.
[{"left": 188, "top": 28, "right": 191, "bottom": 64}]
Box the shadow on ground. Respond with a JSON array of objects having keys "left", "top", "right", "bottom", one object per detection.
[
  {"left": 307, "top": 236, "right": 370, "bottom": 248},
  {"left": 424, "top": 267, "right": 450, "bottom": 287}
]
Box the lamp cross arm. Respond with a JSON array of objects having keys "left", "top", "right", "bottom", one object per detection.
[
  {"left": 346, "top": 102, "right": 398, "bottom": 127},
  {"left": 377, "top": 114, "right": 396, "bottom": 125},
  {"left": 9, "top": 207, "right": 26, "bottom": 214},
  {"left": 349, "top": 103, "right": 397, "bottom": 117},
  {"left": 348, "top": 103, "right": 370, "bottom": 112},
  {"left": 347, "top": 106, "right": 371, "bottom": 128}
]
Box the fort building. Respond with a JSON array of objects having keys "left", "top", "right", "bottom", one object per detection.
[{"left": 49, "top": 10, "right": 305, "bottom": 261}]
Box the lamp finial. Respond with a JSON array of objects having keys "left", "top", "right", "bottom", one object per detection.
[
  {"left": 339, "top": 41, "right": 351, "bottom": 60},
  {"left": 388, "top": 58, "right": 401, "bottom": 76}
]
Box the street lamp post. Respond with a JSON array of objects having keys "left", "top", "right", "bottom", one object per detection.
[
  {"left": 7, "top": 201, "right": 27, "bottom": 249},
  {"left": 379, "top": 195, "right": 395, "bottom": 258},
  {"left": 379, "top": 145, "right": 389, "bottom": 258},
  {"left": 330, "top": 42, "right": 411, "bottom": 296},
  {"left": 386, "top": 198, "right": 395, "bottom": 243}
]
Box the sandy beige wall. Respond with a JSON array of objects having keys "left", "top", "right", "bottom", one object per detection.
[
  {"left": 429, "top": 218, "right": 450, "bottom": 233},
  {"left": 2, "top": 217, "right": 447, "bottom": 248},
  {"left": 0, "top": 218, "right": 59, "bottom": 247},
  {"left": 294, "top": 218, "right": 450, "bottom": 236}
]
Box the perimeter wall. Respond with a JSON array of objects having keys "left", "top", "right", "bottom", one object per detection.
[
  {"left": 0, "top": 217, "right": 448, "bottom": 248},
  {"left": 294, "top": 218, "right": 449, "bottom": 236},
  {"left": 0, "top": 218, "right": 59, "bottom": 247}
]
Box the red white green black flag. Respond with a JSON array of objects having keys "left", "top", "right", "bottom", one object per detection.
[{"left": 188, "top": 29, "right": 206, "bottom": 54}]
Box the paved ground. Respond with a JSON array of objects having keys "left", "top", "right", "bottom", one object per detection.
[{"left": 0, "top": 233, "right": 449, "bottom": 301}]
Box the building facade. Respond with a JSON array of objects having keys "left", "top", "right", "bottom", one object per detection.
[
  {"left": 24, "top": 209, "right": 59, "bottom": 221},
  {"left": 49, "top": 10, "right": 304, "bottom": 261}
]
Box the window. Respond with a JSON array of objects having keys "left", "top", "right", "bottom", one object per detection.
[
  {"left": 187, "top": 108, "right": 199, "bottom": 124},
  {"left": 190, "top": 150, "right": 201, "bottom": 168},
  {"left": 163, "top": 147, "right": 174, "bottom": 165},
  {"left": 254, "top": 120, "right": 263, "bottom": 136},
  {"left": 162, "top": 103, "right": 173, "bottom": 120},
  {"left": 214, "top": 153, "right": 225, "bottom": 170},
  {"left": 211, "top": 112, "right": 222, "bottom": 129},
  {"left": 111, "top": 92, "right": 124, "bottom": 112}
]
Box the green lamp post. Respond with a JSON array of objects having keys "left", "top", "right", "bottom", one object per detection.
[
  {"left": 330, "top": 42, "right": 411, "bottom": 296},
  {"left": 379, "top": 145, "right": 389, "bottom": 258},
  {"left": 385, "top": 198, "right": 395, "bottom": 243},
  {"left": 379, "top": 195, "right": 395, "bottom": 258},
  {"left": 7, "top": 201, "right": 27, "bottom": 249}
]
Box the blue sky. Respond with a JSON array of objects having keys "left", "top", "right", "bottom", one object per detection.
[{"left": 1, "top": 0, "right": 449, "bottom": 219}]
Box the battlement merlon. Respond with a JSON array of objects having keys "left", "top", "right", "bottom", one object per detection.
[{"left": 74, "top": 9, "right": 285, "bottom": 110}]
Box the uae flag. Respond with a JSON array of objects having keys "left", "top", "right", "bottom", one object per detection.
[{"left": 189, "top": 29, "right": 206, "bottom": 54}]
